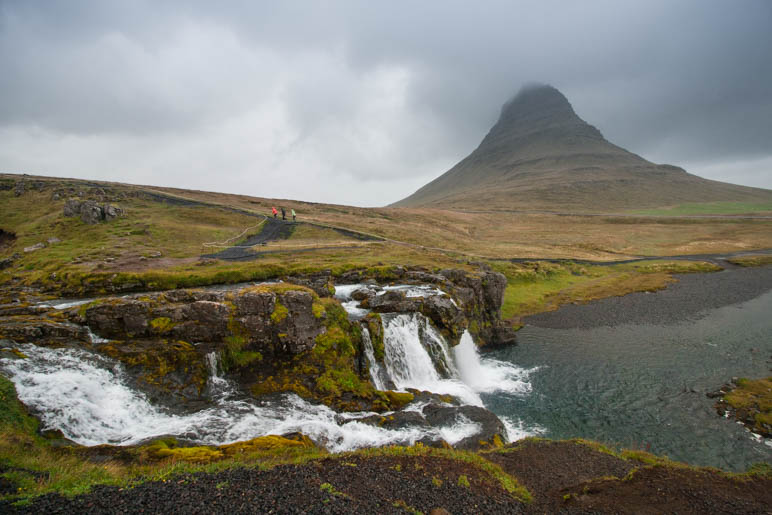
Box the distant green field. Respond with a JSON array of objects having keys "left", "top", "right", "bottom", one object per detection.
[{"left": 629, "top": 201, "right": 772, "bottom": 216}]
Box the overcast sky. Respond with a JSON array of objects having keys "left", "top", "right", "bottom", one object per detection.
[{"left": 1, "top": 1, "right": 770, "bottom": 206}]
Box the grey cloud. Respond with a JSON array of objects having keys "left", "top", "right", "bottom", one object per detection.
[{"left": 0, "top": 0, "right": 770, "bottom": 205}]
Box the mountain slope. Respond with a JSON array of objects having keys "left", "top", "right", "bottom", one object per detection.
[{"left": 392, "top": 85, "right": 772, "bottom": 211}]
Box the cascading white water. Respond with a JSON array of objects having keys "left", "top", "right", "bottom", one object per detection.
[
  {"left": 452, "top": 331, "right": 535, "bottom": 395},
  {"left": 205, "top": 351, "right": 232, "bottom": 398},
  {"left": 360, "top": 328, "right": 387, "bottom": 390},
  {"left": 335, "top": 283, "right": 540, "bottom": 441},
  {"left": 0, "top": 282, "right": 540, "bottom": 450},
  {"left": 86, "top": 327, "right": 109, "bottom": 344},
  {"left": 0, "top": 344, "right": 483, "bottom": 452},
  {"left": 381, "top": 313, "right": 483, "bottom": 406}
]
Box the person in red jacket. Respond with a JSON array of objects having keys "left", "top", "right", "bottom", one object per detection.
[{"left": 271, "top": 206, "right": 278, "bottom": 218}]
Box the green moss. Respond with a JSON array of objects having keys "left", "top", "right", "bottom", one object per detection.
[
  {"left": 312, "top": 301, "right": 326, "bottom": 319},
  {"left": 722, "top": 376, "right": 772, "bottom": 431},
  {"left": 374, "top": 390, "right": 414, "bottom": 411},
  {"left": 457, "top": 474, "right": 470, "bottom": 487},
  {"left": 224, "top": 334, "right": 247, "bottom": 352},
  {"left": 225, "top": 350, "right": 262, "bottom": 368},
  {"left": 314, "top": 327, "right": 355, "bottom": 356},
  {"left": 364, "top": 313, "right": 384, "bottom": 361},
  {"left": 0, "top": 375, "right": 39, "bottom": 435},
  {"left": 149, "top": 317, "right": 177, "bottom": 334},
  {"left": 270, "top": 301, "right": 289, "bottom": 323},
  {"left": 219, "top": 434, "right": 315, "bottom": 456},
  {"left": 98, "top": 340, "right": 207, "bottom": 396}
]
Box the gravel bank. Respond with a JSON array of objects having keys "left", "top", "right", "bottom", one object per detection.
[{"left": 524, "top": 266, "right": 772, "bottom": 329}]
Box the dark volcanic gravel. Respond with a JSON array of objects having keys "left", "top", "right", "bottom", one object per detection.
[
  {"left": 6, "top": 445, "right": 770, "bottom": 514},
  {"left": 525, "top": 266, "right": 772, "bottom": 329},
  {"left": 1, "top": 455, "right": 525, "bottom": 515}
]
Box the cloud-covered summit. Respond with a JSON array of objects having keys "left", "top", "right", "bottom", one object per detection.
[{"left": 1, "top": 1, "right": 770, "bottom": 206}]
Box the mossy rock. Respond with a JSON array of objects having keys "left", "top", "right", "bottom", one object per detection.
[{"left": 220, "top": 434, "right": 315, "bottom": 456}]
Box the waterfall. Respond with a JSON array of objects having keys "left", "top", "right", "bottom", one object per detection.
[
  {"left": 360, "top": 328, "right": 387, "bottom": 390},
  {"left": 86, "top": 327, "right": 109, "bottom": 344},
  {"left": 452, "top": 331, "right": 534, "bottom": 395},
  {"left": 205, "top": 351, "right": 233, "bottom": 399},
  {"left": 0, "top": 282, "right": 539, "bottom": 450},
  {"left": 0, "top": 344, "right": 484, "bottom": 451},
  {"left": 381, "top": 313, "right": 482, "bottom": 406}
]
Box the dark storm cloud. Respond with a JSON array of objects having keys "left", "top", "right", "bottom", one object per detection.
[{"left": 1, "top": 0, "right": 770, "bottom": 205}]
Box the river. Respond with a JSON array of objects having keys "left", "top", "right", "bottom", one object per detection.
[{"left": 485, "top": 284, "right": 772, "bottom": 472}]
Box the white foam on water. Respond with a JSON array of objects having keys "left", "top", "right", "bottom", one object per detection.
[
  {"left": 437, "top": 414, "right": 482, "bottom": 445},
  {"left": 453, "top": 331, "right": 536, "bottom": 396},
  {"left": 0, "top": 344, "right": 481, "bottom": 452},
  {"left": 44, "top": 299, "right": 94, "bottom": 310},
  {"left": 86, "top": 328, "right": 110, "bottom": 344},
  {"left": 500, "top": 415, "right": 546, "bottom": 443}
]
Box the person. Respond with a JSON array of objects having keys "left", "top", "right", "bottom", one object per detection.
[
  {"left": 271, "top": 206, "right": 277, "bottom": 218},
  {"left": 281, "top": 207, "right": 286, "bottom": 220},
  {"left": 291, "top": 208, "right": 296, "bottom": 221}
]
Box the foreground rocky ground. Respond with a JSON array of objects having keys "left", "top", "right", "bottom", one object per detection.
[{"left": 2, "top": 440, "right": 769, "bottom": 514}]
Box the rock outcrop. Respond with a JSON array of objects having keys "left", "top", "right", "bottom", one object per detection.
[
  {"left": 338, "top": 266, "right": 515, "bottom": 346},
  {"left": 74, "top": 286, "right": 325, "bottom": 359},
  {"left": 63, "top": 199, "right": 124, "bottom": 224}
]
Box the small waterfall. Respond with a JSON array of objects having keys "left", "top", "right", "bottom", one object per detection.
[
  {"left": 205, "top": 351, "right": 233, "bottom": 398},
  {"left": 452, "top": 331, "right": 535, "bottom": 395},
  {"left": 86, "top": 327, "right": 109, "bottom": 344},
  {"left": 381, "top": 313, "right": 482, "bottom": 406},
  {"left": 360, "top": 328, "right": 387, "bottom": 390}
]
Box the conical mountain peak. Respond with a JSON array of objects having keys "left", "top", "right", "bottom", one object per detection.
[
  {"left": 480, "top": 84, "right": 603, "bottom": 150},
  {"left": 391, "top": 83, "right": 771, "bottom": 210}
]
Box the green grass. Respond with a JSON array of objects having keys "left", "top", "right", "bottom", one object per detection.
[
  {"left": 723, "top": 377, "right": 772, "bottom": 430},
  {"left": 629, "top": 201, "right": 772, "bottom": 216},
  {"left": 491, "top": 259, "right": 721, "bottom": 321}
]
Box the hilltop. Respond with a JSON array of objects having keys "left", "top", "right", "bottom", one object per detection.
[{"left": 392, "top": 85, "right": 772, "bottom": 211}]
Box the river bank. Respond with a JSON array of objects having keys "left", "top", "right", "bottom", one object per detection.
[{"left": 523, "top": 264, "right": 772, "bottom": 329}]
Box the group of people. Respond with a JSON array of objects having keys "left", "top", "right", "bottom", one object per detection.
[{"left": 271, "top": 206, "right": 296, "bottom": 221}]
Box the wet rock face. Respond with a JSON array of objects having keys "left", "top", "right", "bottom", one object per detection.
[
  {"left": 346, "top": 266, "right": 514, "bottom": 346},
  {"left": 440, "top": 269, "right": 515, "bottom": 347}
]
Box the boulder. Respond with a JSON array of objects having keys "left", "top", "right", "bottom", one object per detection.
[
  {"left": 103, "top": 204, "right": 124, "bottom": 220},
  {"left": 63, "top": 199, "right": 123, "bottom": 224},
  {"left": 63, "top": 199, "right": 82, "bottom": 217},
  {"left": 350, "top": 287, "right": 375, "bottom": 301},
  {"left": 79, "top": 201, "right": 105, "bottom": 224},
  {"left": 365, "top": 290, "right": 420, "bottom": 313},
  {"left": 0, "top": 253, "right": 19, "bottom": 270},
  {"left": 422, "top": 404, "right": 507, "bottom": 450},
  {"left": 23, "top": 242, "right": 46, "bottom": 253}
]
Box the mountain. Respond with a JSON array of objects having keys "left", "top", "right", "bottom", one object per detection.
[{"left": 391, "top": 85, "right": 772, "bottom": 211}]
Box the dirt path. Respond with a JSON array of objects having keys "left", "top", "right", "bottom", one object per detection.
[{"left": 201, "top": 218, "right": 383, "bottom": 261}]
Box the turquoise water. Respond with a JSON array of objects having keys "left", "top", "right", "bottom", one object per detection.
[{"left": 486, "top": 290, "right": 772, "bottom": 472}]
